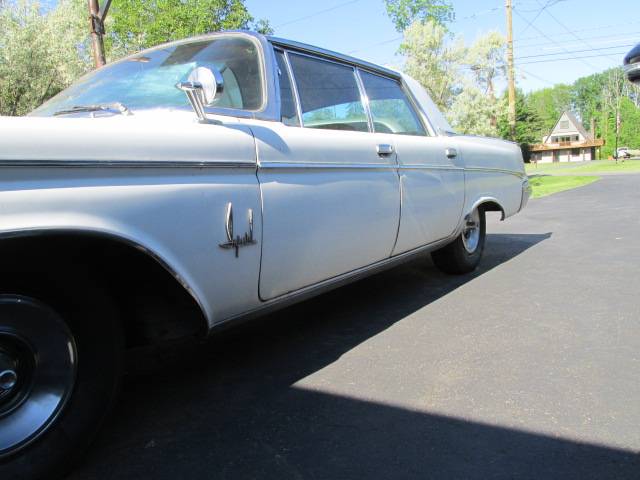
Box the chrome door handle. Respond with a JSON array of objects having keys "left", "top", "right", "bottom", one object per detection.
[
  {"left": 377, "top": 144, "right": 394, "bottom": 156},
  {"left": 445, "top": 148, "right": 458, "bottom": 159}
]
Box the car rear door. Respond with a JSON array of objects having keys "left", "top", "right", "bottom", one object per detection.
[{"left": 357, "top": 70, "right": 465, "bottom": 255}]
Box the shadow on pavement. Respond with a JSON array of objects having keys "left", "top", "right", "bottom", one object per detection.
[{"left": 67, "top": 232, "right": 640, "bottom": 480}]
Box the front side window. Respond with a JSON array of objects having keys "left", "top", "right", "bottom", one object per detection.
[
  {"left": 32, "top": 36, "right": 263, "bottom": 116},
  {"left": 359, "top": 71, "right": 426, "bottom": 136},
  {"left": 288, "top": 53, "right": 369, "bottom": 133}
]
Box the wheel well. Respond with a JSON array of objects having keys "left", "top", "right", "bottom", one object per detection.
[
  {"left": 0, "top": 232, "right": 208, "bottom": 348},
  {"left": 477, "top": 200, "right": 505, "bottom": 220}
]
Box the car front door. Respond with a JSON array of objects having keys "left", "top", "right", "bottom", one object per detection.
[
  {"left": 357, "top": 70, "right": 465, "bottom": 255},
  {"left": 253, "top": 50, "right": 400, "bottom": 300}
]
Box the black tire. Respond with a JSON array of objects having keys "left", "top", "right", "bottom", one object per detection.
[
  {"left": 431, "top": 208, "right": 486, "bottom": 275},
  {"left": 0, "top": 267, "right": 123, "bottom": 480}
]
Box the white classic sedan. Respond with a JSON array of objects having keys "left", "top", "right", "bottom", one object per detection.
[{"left": 0, "top": 31, "right": 529, "bottom": 478}]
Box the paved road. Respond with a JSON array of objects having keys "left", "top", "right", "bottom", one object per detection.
[{"left": 70, "top": 176, "right": 640, "bottom": 480}]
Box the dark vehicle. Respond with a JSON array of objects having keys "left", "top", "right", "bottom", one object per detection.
[{"left": 624, "top": 43, "right": 640, "bottom": 85}]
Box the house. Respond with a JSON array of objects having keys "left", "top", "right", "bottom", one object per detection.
[{"left": 530, "top": 111, "right": 604, "bottom": 163}]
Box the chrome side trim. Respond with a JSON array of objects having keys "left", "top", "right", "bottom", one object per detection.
[
  {"left": 0, "top": 160, "right": 257, "bottom": 169},
  {"left": 208, "top": 232, "right": 457, "bottom": 333},
  {"left": 399, "top": 164, "right": 464, "bottom": 171},
  {"left": 464, "top": 166, "right": 526, "bottom": 179},
  {"left": 258, "top": 161, "right": 396, "bottom": 170}
]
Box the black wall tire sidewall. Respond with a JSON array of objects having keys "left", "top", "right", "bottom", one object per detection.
[
  {"left": 0, "top": 270, "right": 123, "bottom": 480},
  {"left": 431, "top": 209, "right": 487, "bottom": 275}
]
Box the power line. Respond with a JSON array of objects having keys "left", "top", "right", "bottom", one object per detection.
[
  {"left": 518, "top": 0, "right": 557, "bottom": 36},
  {"left": 535, "top": 0, "right": 621, "bottom": 62},
  {"left": 515, "top": 31, "right": 640, "bottom": 50},
  {"left": 515, "top": 66, "right": 556, "bottom": 85},
  {"left": 347, "top": 36, "right": 402, "bottom": 55},
  {"left": 515, "top": 19, "right": 640, "bottom": 43},
  {"left": 347, "top": 3, "right": 515, "bottom": 56},
  {"left": 517, "top": 51, "right": 628, "bottom": 65},
  {"left": 513, "top": 7, "right": 601, "bottom": 70},
  {"left": 517, "top": 43, "right": 635, "bottom": 60},
  {"left": 274, "top": 0, "right": 360, "bottom": 29}
]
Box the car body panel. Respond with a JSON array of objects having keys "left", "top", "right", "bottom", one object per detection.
[{"left": 0, "top": 32, "right": 528, "bottom": 332}]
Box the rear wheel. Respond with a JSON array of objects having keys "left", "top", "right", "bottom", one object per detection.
[
  {"left": 0, "top": 273, "right": 123, "bottom": 480},
  {"left": 432, "top": 207, "right": 486, "bottom": 274}
]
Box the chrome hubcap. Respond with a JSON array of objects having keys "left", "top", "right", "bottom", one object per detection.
[
  {"left": 462, "top": 209, "right": 481, "bottom": 253},
  {"left": 0, "top": 296, "right": 77, "bottom": 458},
  {"left": 0, "top": 369, "right": 18, "bottom": 391}
]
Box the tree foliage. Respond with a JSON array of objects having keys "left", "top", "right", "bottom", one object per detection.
[
  {"left": 384, "top": 0, "right": 454, "bottom": 32},
  {"left": 106, "top": 0, "right": 272, "bottom": 57},
  {"left": 400, "top": 21, "right": 507, "bottom": 136},
  {"left": 399, "top": 20, "right": 464, "bottom": 112},
  {"left": 522, "top": 68, "right": 640, "bottom": 157},
  {"left": 497, "top": 90, "right": 543, "bottom": 161},
  {"left": 525, "top": 84, "right": 572, "bottom": 140},
  {"left": 0, "top": 0, "right": 91, "bottom": 116}
]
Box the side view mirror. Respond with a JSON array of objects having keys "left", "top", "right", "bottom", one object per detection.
[
  {"left": 624, "top": 43, "right": 640, "bottom": 85},
  {"left": 176, "top": 66, "right": 224, "bottom": 122}
]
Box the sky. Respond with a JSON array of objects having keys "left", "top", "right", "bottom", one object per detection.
[{"left": 245, "top": 0, "right": 640, "bottom": 93}]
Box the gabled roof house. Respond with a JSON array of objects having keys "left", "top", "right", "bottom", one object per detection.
[{"left": 530, "top": 111, "right": 604, "bottom": 163}]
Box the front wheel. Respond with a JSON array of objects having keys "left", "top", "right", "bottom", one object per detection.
[
  {"left": 0, "top": 278, "right": 123, "bottom": 480},
  {"left": 431, "top": 207, "right": 486, "bottom": 274}
]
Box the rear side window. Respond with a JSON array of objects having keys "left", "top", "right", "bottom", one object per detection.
[
  {"left": 288, "top": 53, "right": 369, "bottom": 133},
  {"left": 359, "top": 71, "right": 426, "bottom": 136},
  {"left": 274, "top": 50, "right": 300, "bottom": 127}
]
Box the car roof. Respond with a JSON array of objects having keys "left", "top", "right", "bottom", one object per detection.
[{"left": 267, "top": 35, "right": 402, "bottom": 80}]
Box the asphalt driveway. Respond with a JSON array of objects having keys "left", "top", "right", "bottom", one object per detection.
[{"left": 69, "top": 175, "right": 640, "bottom": 480}]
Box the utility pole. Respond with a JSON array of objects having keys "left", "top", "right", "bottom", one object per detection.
[
  {"left": 88, "top": 0, "right": 112, "bottom": 68},
  {"left": 505, "top": 0, "right": 516, "bottom": 140}
]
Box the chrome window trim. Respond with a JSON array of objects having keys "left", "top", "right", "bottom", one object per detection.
[
  {"left": 268, "top": 36, "right": 401, "bottom": 81},
  {"left": 400, "top": 77, "right": 437, "bottom": 137},
  {"left": 285, "top": 50, "right": 373, "bottom": 132},
  {"left": 354, "top": 68, "right": 375, "bottom": 133},
  {"left": 356, "top": 67, "right": 430, "bottom": 137},
  {"left": 32, "top": 31, "right": 280, "bottom": 122},
  {"left": 276, "top": 48, "right": 304, "bottom": 128}
]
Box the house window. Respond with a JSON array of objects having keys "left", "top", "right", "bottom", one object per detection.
[
  {"left": 559, "top": 120, "right": 569, "bottom": 129},
  {"left": 571, "top": 148, "right": 580, "bottom": 156}
]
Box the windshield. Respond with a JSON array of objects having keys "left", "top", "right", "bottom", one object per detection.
[{"left": 31, "top": 35, "right": 264, "bottom": 116}]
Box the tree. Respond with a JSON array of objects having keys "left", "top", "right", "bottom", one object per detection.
[
  {"left": 399, "top": 20, "right": 464, "bottom": 111},
  {"left": 0, "top": 0, "right": 91, "bottom": 116},
  {"left": 571, "top": 71, "right": 607, "bottom": 129},
  {"left": 448, "top": 81, "right": 503, "bottom": 136},
  {"left": 106, "top": 0, "right": 272, "bottom": 57},
  {"left": 384, "top": 0, "right": 454, "bottom": 32},
  {"left": 465, "top": 31, "right": 506, "bottom": 98},
  {"left": 497, "top": 91, "right": 543, "bottom": 161},
  {"left": 447, "top": 31, "right": 506, "bottom": 136},
  {"left": 526, "top": 84, "right": 572, "bottom": 140}
]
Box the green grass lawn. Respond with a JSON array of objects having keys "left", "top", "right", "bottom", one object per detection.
[
  {"left": 526, "top": 159, "right": 640, "bottom": 175},
  {"left": 529, "top": 175, "right": 600, "bottom": 198}
]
